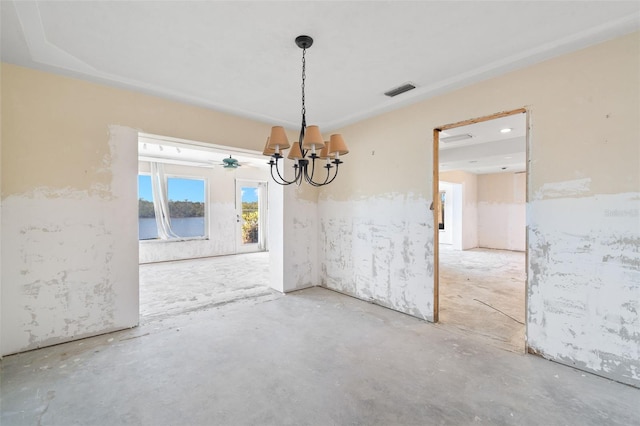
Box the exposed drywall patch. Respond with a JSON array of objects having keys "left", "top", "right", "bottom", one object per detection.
[
  {"left": 2, "top": 187, "right": 138, "bottom": 354},
  {"left": 532, "top": 177, "right": 591, "bottom": 200},
  {"left": 1, "top": 125, "right": 139, "bottom": 355},
  {"left": 319, "top": 193, "right": 433, "bottom": 320},
  {"left": 283, "top": 196, "right": 317, "bottom": 292},
  {"left": 527, "top": 192, "right": 639, "bottom": 387}
]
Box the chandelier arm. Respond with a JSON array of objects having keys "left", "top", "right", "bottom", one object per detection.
[
  {"left": 270, "top": 164, "right": 293, "bottom": 186},
  {"left": 322, "top": 164, "right": 340, "bottom": 186},
  {"left": 304, "top": 159, "right": 336, "bottom": 187},
  {"left": 272, "top": 159, "right": 290, "bottom": 184},
  {"left": 295, "top": 162, "right": 306, "bottom": 186},
  {"left": 307, "top": 156, "right": 318, "bottom": 182},
  {"left": 271, "top": 158, "right": 297, "bottom": 186},
  {"left": 303, "top": 168, "right": 321, "bottom": 187},
  {"left": 319, "top": 166, "right": 333, "bottom": 186},
  {"left": 310, "top": 164, "right": 338, "bottom": 186},
  {"left": 309, "top": 166, "right": 331, "bottom": 187},
  {"left": 303, "top": 160, "right": 317, "bottom": 186}
]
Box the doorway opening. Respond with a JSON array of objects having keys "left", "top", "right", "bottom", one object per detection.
[
  {"left": 433, "top": 109, "right": 528, "bottom": 353},
  {"left": 236, "top": 180, "right": 268, "bottom": 253},
  {"left": 136, "top": 133, "right": 279, "bottom": 322}
]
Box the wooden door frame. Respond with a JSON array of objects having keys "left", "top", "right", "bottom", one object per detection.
[{"left": 432, "top": 107, "right": 528, "bottom": 323}]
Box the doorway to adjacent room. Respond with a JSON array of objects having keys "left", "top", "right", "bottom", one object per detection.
[
  {"left": 433, "top": 109, "right": 528, "bottom": 353},
  {"left": 137, "top": 134, "right": 277, "bottom": 322}
]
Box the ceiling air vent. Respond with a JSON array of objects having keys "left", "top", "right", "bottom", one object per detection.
[
  {"left": 441, "top": 133, "right": 473, "bottom": 143},
  {"left": 384, "top": 83, "right": 416, "bottom": 97}
]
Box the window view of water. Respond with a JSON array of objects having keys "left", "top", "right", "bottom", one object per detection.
[
  {"left": 139, "top": 217, "right": 205, "bottom": 240},
  {"left": 139, "top": 218, "right": 158, "bottom": 240},
  {"left": 138, "top": 175, "right": 206, "bottom": 240}
]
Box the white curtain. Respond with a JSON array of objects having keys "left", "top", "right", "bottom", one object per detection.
[{"left": 150, "top": 162, "right": 179, "bottom": 240}]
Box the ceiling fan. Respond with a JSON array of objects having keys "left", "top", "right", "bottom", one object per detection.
[
  {"left": 221, "top": 155, "right": 241, "bottom": 169},
  {"left": 212, "top": 155, "right": 260, "bottom": 170}
]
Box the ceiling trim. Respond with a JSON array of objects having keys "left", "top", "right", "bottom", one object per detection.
[
  {"left": 10, "top": 2, "right": 640, "bottom": 132},
  {"left": 317, "top": 12, "right": 640, "bottom": 131},
  {"left": 13, "top": 1, "right": 302, "bottom": 129}
]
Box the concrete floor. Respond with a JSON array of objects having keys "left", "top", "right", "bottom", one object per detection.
[
  {"left": 139, "top": 252, "right": 277, "bottom": 322},
  {"left": 2, "top": 285, "right": 639, "bottom": 425},
  {"left": 439, "top": 246, "right": 526, "bottom": 353}
]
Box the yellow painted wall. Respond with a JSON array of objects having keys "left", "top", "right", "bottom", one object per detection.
[
  {"left": 322, "top": 31, "right": 639, "bottom": 200},
  {"left": 1, "top": 63, "right": 274, "bottom": 197},
  {"left": 477, "top": 173, "right": 526, "bottom": 205}
]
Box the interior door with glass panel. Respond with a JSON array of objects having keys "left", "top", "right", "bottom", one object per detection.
[{"left": 236, "top": 180, "right": 267, "bottom": 253}]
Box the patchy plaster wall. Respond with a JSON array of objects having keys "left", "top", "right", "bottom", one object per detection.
[
  {"left": 528, "top": 191, "right": 639, "bottom": 385},
  {"left": 319, "top": 194, "right": 433, "bottom": 320},
  {"left": 268, "top": 182, "right": 285, "bottom": 293},
  {"left": 280, "top": 168, "right": 318, "bottom": 293},
  {"left": 477, "top": 172, "right": 526, "bottom": 251},
  {"left": 0, "top": 75, "right": 3, "bottom": 355},
  {"left": 1, "top": 126, "right": 139, "bottom": 355},
  {"left": 319, "top": 32, "right": 639, "bottom": 386}
]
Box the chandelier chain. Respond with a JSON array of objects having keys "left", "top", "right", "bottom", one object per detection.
[{"left": 301, "top": 47, "right": 306, "bottom": 119}]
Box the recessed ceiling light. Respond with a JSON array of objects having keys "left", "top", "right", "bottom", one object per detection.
[
  {"left": 504, "top": 156, "right": 512, "bottom": 159},
  {"left": 500, "top": 128, "right": 512, "bottom": 133}
]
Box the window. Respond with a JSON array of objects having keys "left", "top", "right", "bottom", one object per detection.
[
  {"left": 241, "top": 186, "right": 259, "bottom": 244},
  {"left": 138, "top": 173, "right": 206, "bottom": 240},
  {"left": 167, "top": 177, "right": 205, "bottom": 238},
  {"left": 138, "top": 175, "right": 158, "bottom": 240}
]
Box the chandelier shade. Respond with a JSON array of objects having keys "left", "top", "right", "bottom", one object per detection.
[
  {"left": 267, "top": 126, "right": 290, "bottom": 151},
  {"left": 319, "top": 142, "right": 332, "bottom": 159},
  {"left": 328, "top": 134, "right": 349, "bottom": 156},
  {"left": 287, "top": 141, "right": 303, "bottom": 160},
  {"left": 302, "top": 125, "right": 325, "bottom": 152},
  {"left": 264, "top": 35, "right": 348, "bottom": 187},
  {"left": 262, "top": 137, "right": 276, "bottom": 156}
]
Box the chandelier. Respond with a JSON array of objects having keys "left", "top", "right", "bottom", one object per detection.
[{"left": 263, "top": 35, "right": 348, "bottom": 186}]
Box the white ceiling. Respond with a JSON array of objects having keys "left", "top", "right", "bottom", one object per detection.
[
  {"left": 440, "top": 113, "right": 527, "bottom": 175},
  {"left": 2, "top": 1, "right": 639, "bottom": 132}
]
